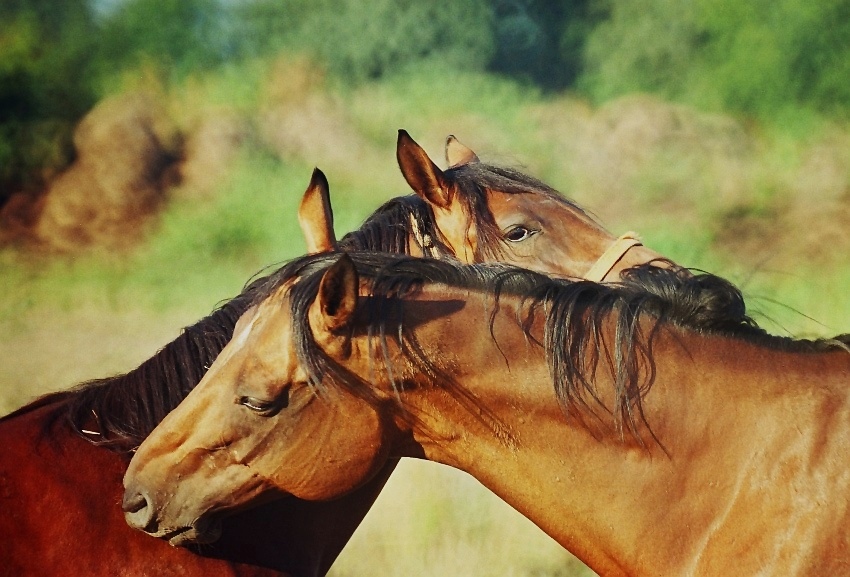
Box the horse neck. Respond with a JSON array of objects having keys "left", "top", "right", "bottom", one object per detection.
[
  {"left": 380, "top": 289, "right": 850, "bottom": 576},
  {"left": 637, "top": 330, "right": 850, "bottom": 575}
]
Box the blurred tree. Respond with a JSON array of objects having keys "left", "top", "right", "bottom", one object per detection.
[
  {"left": 793, "top": 1, "right": 850, "bottom": 115},
  {"left": 578, "top": 0, "right": 850, "bottom": 118},
  {"left": 578, "top": 0, "right": 699, "bottom": 103},
  {"left": 0, "top": 0, "right": 97, "bottom": 203},
  {"left": 694, "top": 0, "right": 850, "bottom": 116},
  {"left": 95, "top": 0, "right": 234, "bottom": 77},
  {"left": 488, "top": 0, "right": 603, "bottom": 90},
  {"left": 233, "top": 0, "right": 495, "bottom": 82},
  {"left": 490, "top": 0, "right": 550, "bottom": 83}
]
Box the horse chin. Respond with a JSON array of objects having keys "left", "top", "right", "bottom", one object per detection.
[{"left": 165, "top": 517, "right": 223, "bottom": 547}]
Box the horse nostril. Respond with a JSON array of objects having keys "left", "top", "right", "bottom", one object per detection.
[
  {"left": 122, "top": 491, "right": 156, "bottom": 532},
  {"left": 122, "top": 491, "right": 147, "bottom": 514}
]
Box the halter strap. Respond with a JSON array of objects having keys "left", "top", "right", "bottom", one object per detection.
[{"left": 584, "top": 232, "right": 643, "bottom": 283}]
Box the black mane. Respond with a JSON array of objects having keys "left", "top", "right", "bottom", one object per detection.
[
  {"left": 338, "top": 194, "right": 450, "bottom": 258},
  {"left": 47, "top": 192, "right": 441, "bottom": 451},
  {"left": 55, "top": 278, "right": 262, "bottom": 451},
  {"left": 275, "top": 252, "right": 848, "bottom": 442}
]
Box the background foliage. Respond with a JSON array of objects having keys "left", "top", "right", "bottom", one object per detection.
[
  {"left": 580, "top": 0, "right": 850, "bottom": 117},
  {"left": 3, "top": 0, "right": 849, "bottom": 202},
  {"left": 0, "top": 0, "right": 97, "bottom": 197}
]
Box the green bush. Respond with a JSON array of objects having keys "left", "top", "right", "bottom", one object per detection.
[
  {"left": 95, "top": 0, "right": 234, "bottom": 79},
  {"left": 0, "top": 3, "right": 97, "bottom": 199},
  {"left": 578, "top": 0, "right": 698, "bottom": 103},
  {"left": 490, "top": 0, "right": 603, "bottom": 89},
  {"left": 578, "top": 0, "right": 850, "bottom": 119},
  {"left": 234, "top": 0, "right": 496, "bottom": 83}
]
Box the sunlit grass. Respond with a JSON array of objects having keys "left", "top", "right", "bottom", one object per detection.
[{"left": 329, "top": 460, "right": 593, "bottom": 577}]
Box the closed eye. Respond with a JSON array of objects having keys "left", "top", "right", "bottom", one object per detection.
[
  {"left": 503, "top": 225, "right": 537, "bottom": 243},
  {"left": 239, "top": 388, "right": 290, "bottom": 417}
]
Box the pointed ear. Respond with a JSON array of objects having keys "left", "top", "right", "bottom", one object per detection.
[
  {"left": 396, "top": 129, "right": 452, "bottom": 208},
  {"left": 299, "top": 168, "right": 337, "bottom": 254},
  {"left": 310, "top": 253, "right": 358, "bottom": 337},
  {"left": 445, "top": 135, "right": 479, "bottom": 168}
]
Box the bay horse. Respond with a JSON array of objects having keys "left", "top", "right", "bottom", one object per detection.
[
  {"left": 2, "top": 146, "right": 677, "bottom": 576},
  {"left": 395, "top": 129, "right": 664, "bottom": 281},
  {"left": 123, "top": 252, "right": 850, "bottom": 576}
]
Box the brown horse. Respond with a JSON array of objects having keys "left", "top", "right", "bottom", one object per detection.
[
  {"left": 0, "top": 173, "right": 410, "bottom": 577},
  {"left": 396, "top": 130, "right": 664, "bottom": 281},
  {"left": 309, "top": 131, "right": 669, "bottom": 280},
  {"left": 124, "top": 252, "right": 850, "bottom": 576},
  {"left": 0, "top": 277, "right": 393, "bottom": 577},
  {"left": 2, "top": 149, "right": 674, "bottom": 575}
]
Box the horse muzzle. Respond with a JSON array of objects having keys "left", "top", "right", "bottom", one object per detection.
[{"left": 122, "top": 487, "right": 222, "bottom": 546}]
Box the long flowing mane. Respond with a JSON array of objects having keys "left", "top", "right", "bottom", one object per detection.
[
  {"left": 17, "top": 194, "right": 446, "bottom": 452},
  {"left": 57, "top": 279, "right": 262, "bottom": 451},
  {"left": 267, "top": 252, "right": 849, "bottom": 442},
  {"left": 338, "top": 194, "right": 450, "bottom": 258},
  {"left": 40, "top": 174, "right": 581, "bottom": 452}
]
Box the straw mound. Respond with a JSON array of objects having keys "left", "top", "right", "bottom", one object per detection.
[
  {"left": 0, "top": 91, "right": 252, "bottom": 252},
  {"left": 1, "top": 93, "right": 179, "bottom": 252},
  {"left": 532, "top": 94, "right": 850, "bottom": 267}
]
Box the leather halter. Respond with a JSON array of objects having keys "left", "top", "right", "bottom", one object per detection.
[
  {"left": 583, "top": 232, "right": 643, "bottom": 283},
  {"left": 412, "top": 208, "right": 643, "bottom": 282}
]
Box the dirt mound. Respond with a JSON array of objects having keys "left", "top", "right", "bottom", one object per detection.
[
  {"left": 255, "top": 56, "right": 384, "bottom": 181},
  {"left": 712, "top": 127, "right": 850, "bottom": 268},
  {"left": 175, "top": 112, "right": 250, "bottom": 199},
  {"left": 4, "top": 93, "right": 180, "bottom": 252},
  {"left": 532, "top": 94, "right": 850, "bottom": 268},
  {"left": 531, "top": 94, "right": 753, "bottom": 225}
]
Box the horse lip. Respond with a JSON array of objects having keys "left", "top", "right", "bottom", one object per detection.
[
  {"left": 164, "top": 517, "right": 223, "bottom": 547},
  {"left": 161, "top": 526, "right": 192, "bottom": 546}
]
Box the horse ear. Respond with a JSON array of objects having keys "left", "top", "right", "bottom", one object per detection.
[
  {"left": 312, "top": 253, "right": 358, "bottom": 336},
  {"left": 298, "top": 168, "right": 337, "bottom": 254},
  {"left": 445, "top": 135, "right": 479, "bottom": 168},
  {"left": 397, "top": 129, "right": 452, "bottom": 208}
]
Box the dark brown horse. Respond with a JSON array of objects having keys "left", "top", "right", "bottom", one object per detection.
[
  {"left": 0, "top": 278, "right": 394, "bottom": 577},
  {"left": 123, "top": 252, "right": 850, "bottom": 577}
]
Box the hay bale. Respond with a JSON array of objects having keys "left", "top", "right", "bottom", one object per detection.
[
  {"left": 33, "top": 93, "right": 179, "bottom": 252},
  {"left": 176, "top": 113, "right": 249, "bottom": 199}
]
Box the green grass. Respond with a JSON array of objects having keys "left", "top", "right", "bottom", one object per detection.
[
  {"left": 348, "top": 62, "right": 539, "bottom": 128},
  {"left": 328, "top": 460, "right": 594, "bottom": 577}
]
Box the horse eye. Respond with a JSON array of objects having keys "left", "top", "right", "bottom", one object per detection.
[
  {"left": 239, "top": 395, "right": 285, "bottom": 417},
  {"left": 504, "top": 226, "right": 535, "bottom": 243}
]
